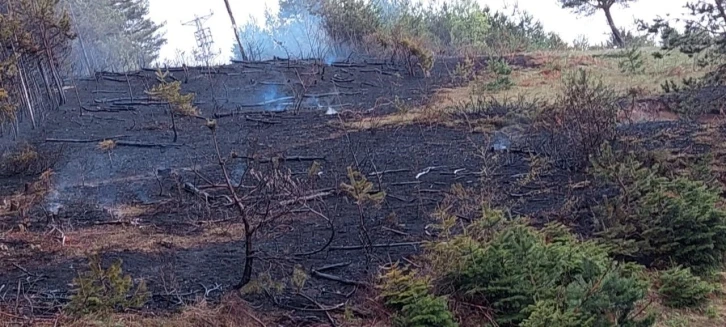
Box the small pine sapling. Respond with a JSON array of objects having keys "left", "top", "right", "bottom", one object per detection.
[{"left": 146, "top": 69, "right": 199, "bottom": 142}]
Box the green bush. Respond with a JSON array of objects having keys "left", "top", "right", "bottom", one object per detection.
[
  {"left": 658, "top": 266, "right": 713, "bottom": 308},
  {"left": 66, "top": 255, "right": 148, "bottom": 316},
  {"left": 618, "top": 46, "right": 646, "bottom": 74},
  {"left": 484, "top": 58, "right": 514, "bottom": 91},
  {"left": 592, "top": 146, "right": 726, "bottom": 274},
  {"left": 435, "top": 222, "right": 653, "bottom": 326},
  {"left": 378, "top": 268, "right": 458, "bottom": 327}
]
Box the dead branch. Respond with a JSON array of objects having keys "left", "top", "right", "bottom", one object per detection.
[
  {"left": 294, "top": 206, "right": 335, "bottom": 257},
  {"left": 368, "top": 169, "right": 410, "bottom": 176},
  {"left": 328, "top": 242, "right": 423, "bottom": 251},
  {"left": 246, "top": 115, "right": 281, "bottom": 125},
  {"left": 242, "top": 155, "right": 326, "bottom": 163},
  {"left": 312, "top": 262, "right": 352, "bottom": 272},
  {"left": 298, "top": 293, "right": 340, "bottom": 327},
  {"left": 303, "top": 92, "right": 361, "bottom": 98},
  {"left": 239, "top": 96, "right": 295, "bottom": 108},
  {"left": 82, "top": 106, "right": 136, "bottom": 113},
  {"left": 44, "top": 136, "right": 128, "bottom": 143},
  {"left": 311, "top": 270, "right": 370, "bottom": 287},
  {"left": 279, "top": 191, "right": 332, "bottom": 206},
  {"left": 45, "top": 138, "right": 182, "bottom": 148}
]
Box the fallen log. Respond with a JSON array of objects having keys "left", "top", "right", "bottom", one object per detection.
[
  {"left": 245, "top": 115, "right": 281, "bottom": 125},
  {"left": 45, "top": 138, "right": 183, "bottom": 148},
  {"left": 45, "top": 136, "right": 128, "bottom": 143}
]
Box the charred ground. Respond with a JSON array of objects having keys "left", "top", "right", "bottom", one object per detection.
[{"left": 0, "top": 55, "right": 724, "bottom": 325}]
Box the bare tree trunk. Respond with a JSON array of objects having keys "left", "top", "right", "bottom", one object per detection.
[
  {"left": 237, "top": 226, "right": 254, "bottom": 289},
  {"left": 68, "top": 2, "right": 93, "bottom": 76},
  {"left": 603, "top": 6, "right": 624, "bottom": 47},
  {"left": 169, "top": 106, "right": 178, "bottom": 143},
  {"left": 223, "top": 0, "right": 249, "bottom": 61},
  {"left": 16, "top": 62, "right": 36, "bottom": 129},
  {"left": 39, "top": 59, "right": 55, "bottom": 106}
]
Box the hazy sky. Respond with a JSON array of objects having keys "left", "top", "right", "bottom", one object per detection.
[{"left": 148, "top": 0, "right": 687, "bottom": 63}]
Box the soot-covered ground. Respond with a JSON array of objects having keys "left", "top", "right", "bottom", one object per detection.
[{"left": 0, "top": 56, "right": 717, "bottom": 322}]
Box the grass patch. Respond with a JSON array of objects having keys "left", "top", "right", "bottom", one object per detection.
[
  {"left": 492, "top": 48, "right": 707, "bottom": 104},
  {"left": 340, "top": 47, "right": 703, "bottom": 132}
]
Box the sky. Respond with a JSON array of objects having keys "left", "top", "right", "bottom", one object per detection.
[{"left": 147, "top": 0, "right": 687, "bottom": 64}]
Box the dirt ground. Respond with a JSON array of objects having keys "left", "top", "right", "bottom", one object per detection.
[{"left": 0, "top": 56, "right": 722, "bottom": 324}]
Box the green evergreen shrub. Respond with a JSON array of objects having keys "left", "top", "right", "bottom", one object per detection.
[
  {"left": 66, "top": 255, "right": 148, "bottom": 316},
  {"left": 484, "top": 58, "right": 514, "bottom": 91},
  {"left": 435, "top": 222, "right": 653, "bottom": 327},
  {"left": 378, "top": 267, "right": 458, "bottom": 327},
  {"left": 591, "top": 145, "right": 726, "bottom": 274},
  {"left": 658, "top": 266, "right": 713, "bottom": 308},
  {"left": 618, "top": 46, "right": 646, "bottom": 74}
]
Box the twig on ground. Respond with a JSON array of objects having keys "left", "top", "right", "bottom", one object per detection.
[
  {"left": 311, "top": 270, "right": 370, "bottom": 287},
  {"left": 313, "top": 262, "right": 352, "bottom": 272},
  {"left": 298, "top": 293, "right": 340, "bottom": 327},
  {"left": 328, "top": 242, "right": 423, "bottom": 251}
]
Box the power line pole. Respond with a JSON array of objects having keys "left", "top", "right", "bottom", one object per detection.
[
  {"left": 181, "top": 11, "right": 219, "bottom": 66},
  {"left": 222, "top": 0, "right": 248, "bottom": 61}
]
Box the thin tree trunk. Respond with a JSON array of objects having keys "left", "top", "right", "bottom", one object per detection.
[
  {"left": 603, "top": 7, "right": 624, "bottom": 47},
  {"left": 39, "top": 59, "right": 56, "bottom": 106},
  {"left": 223, "top": 0, "right": 249, "bottom": 61},
  {"left": 169, "top": 106, "right": 178, "bottom": 142},
  {"left": 236, "top": 227, "right": 254, "bottom": 289},
  {"left": 68, "top": 2, "right": 93, "bottom": 76},
  {"left": 16, "top": 62, "right": 36, "bottom": 129}
]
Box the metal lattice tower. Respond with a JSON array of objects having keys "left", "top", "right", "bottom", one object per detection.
[{"left": 181, "top": 11, "right": 219, "bottom": 65}]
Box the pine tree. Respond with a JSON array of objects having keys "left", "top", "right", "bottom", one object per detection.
[
  {"left": 61, "top": 0, "right": 165, "bottom": 73},
  {"left": 0, "top": 0, "right": 74, "bottom": 134}
]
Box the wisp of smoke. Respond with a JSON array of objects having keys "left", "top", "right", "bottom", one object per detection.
[{"left": 234, "top": 10, "right": 350, "bottom": 62}]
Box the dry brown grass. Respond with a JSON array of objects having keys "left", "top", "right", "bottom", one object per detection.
[
  {"left": 1, "top": 293, "right": 392, "bottom": 327},
  {"left": 341, "top": 47, "right": 703, "bottom": 132},
  {"left": 499, "top": 48, "right": 708, "bottom": 104},
  {"left": 339, "top": 86, "right": 475, "bottom": 131},
  {"left": 2, "top": 212, "right": 247, "bottom": 260},
  {"left": 0, "top": 169, "right": 53, "bottom": 218},
  {"left": 96, "top": 139, "right": 116, "bottom": 151},
  {"left": 1, "top": 294, "right": 270, "bottom": 327}
]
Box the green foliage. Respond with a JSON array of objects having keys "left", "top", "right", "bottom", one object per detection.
[
  {"left": 434, "top": 221, "right": 653, "bottom": 326},
  {"left": 558, "top": 0, "right": 636, "bottom": 47},
  {"left": 237, "top": 0, "right": 564, "bottom": 60},
  {"left": 146, "top": 69, "right": 198, "bottom": 116},
  {"left": 66, "top": 255, "right": 148, "bottom": 316},
  {"left": 378, "top": 267, "right": 458, "bottom": 327},
  {"left": 484, "top": 58, "right": 514, "bottom": 91},
  {"left": 641, "top": 1, "right": 726, "bottom": 82},
  {"left": 0, "top": 0, "right": 74, "bottom": 124},
  {"left": 61, "top": 0, "right": 166, "bottom": 72},
  {"left": 591, "top": 144, "right": 726, "bottom": 274},
  {"left": 340, "top": 166, "right": 386, "bottom": 206},
  {"left": 618, "top": 46, "right": 646, "bottom": 74},
  {"left": 658, "top": 266, "right": 713, "bottom": 308}
]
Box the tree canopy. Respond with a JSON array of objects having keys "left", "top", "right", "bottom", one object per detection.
[{"left": 557, "top": 0, "right": 637, "bottom": 47}]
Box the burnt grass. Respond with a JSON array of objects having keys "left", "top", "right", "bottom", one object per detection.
[{"left": 0, "top": 56, "right": 718, "bottom": 320}]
